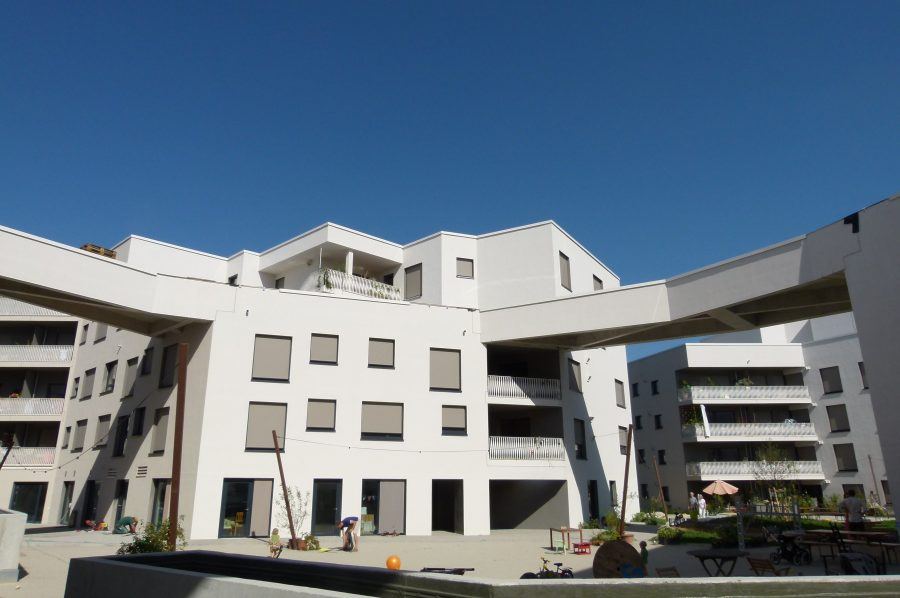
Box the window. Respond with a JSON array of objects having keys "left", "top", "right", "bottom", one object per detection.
[
  {"left": 275, "top": 277, "right": 285, "bottom": 289},
  {"left": 112, "top": 416, "right": 129, "bottom": 457},
  {"left": 309, "top": 333, "right": 339, "bottom": 365},
  {"left": 72, "top": 420, "right": 87, "bottom": 451},
  {"left": 820, "top": 366, "right": 843, "bottom": 394},
  {"left": 383, "top": 272, "right": 395, "bottom": 286},
  {"left": 442, "top": 405, "right": 467, "bottom": 435},
  {"left": 151, "top": 408, "right": 170, "bottom": 454},
  {"left": 430, "top": 348, "right": 461, "bottom": 391},
  {"left": 102, "top": 360, "right": 118, "bottom": 394},
  {"left": 122, "top": 357, "right": 138, "bottom": 398},
  {"left": 70, "top": 377, "right": 79, "bottom": 399},
  {"left": 657, "top": 449, "right": 667, "bottom": 465},
  {"left": 252, "top": 334, "right": 292, "bottom": 380},
  {"left": 80, "top": 323, "right": 88, "bottom": 345},
  {"left": 568, "top": 359, "right": 582, "bottom": 393},
  {"left": 618, "top": 426, "right": 628, "bottom": 455},
  {"left": 784, "top": 371, "right": 804, "bottom": 386},
  {"left": 132, "top": 407, "right": 146, "bottom": 436},
  {"left": 859, "top": 362, "right": 868, "bottom": 389},
  {"left": 631, "top": 382, "right": 639, "bottom": 398},
  {"left": 159, "top": 344, "right": 178, "bottom": 388},
  {"left": 94, "top": 322, "right": 108, "bottom": 343},
  {"left": 651, "top": 380, "right": 659, "bottom": 395},
  {"left": 640, "top": 483, "right": 649, "bottom": 499},
  {"left": 654, "top": 414, "right": 662, "bottom": 429},
  {"left": 456, "top": 258, "right": 474, "bottom": 279},
  {"left": 95, "top": 415, "right": 111, "bottom": 446},
  {"left": 615, "top": 379, "right": 626, "bottom": 408},
  {"left": 609, "top": 481, "right": 618, "bottom": 506},
  {"left": 368, "top": 338, "right": 395, "bottom": 368},
  {"left": 635, "top": 415, "right": 642, "bottom": 430},
  {"left": 833, "top": 443, "right": 858, "bottom": 471},
  {"left": 306, "top": 399, "right": 336, "bottom": 432},
  {"left": 637, "top": 448, "right": 645, "bottom": 464},
  {"left": 661, "top": 486, "right": 670, "bottom": 502},
  {"left": 404, "top": 264, "right": 422, "bottom": 300},
  {"left": 827, "top": 404, "right": 851, "bottom": 432},
  {"left": 559, "top": 252, "right": 571, "bottom": 291},
  {"left": 574, "top": 418, "right": 586, "bottom": 460},
  {"left": 228, "top": 274, "right": 238, "bottom": 286},
  {"left": 61, "top": 426, "right": 71, "bottom": 449},
  {"left": 81, "top": 369, "right": 95, "bottom": 399},
  {"left": 140, "top": 347, "right": 154, "bottom": 376},
  {"left": 245, "top": 402, "right": 287, "bottom": 451},
  {"left": 592, "top": 276, "right": 604, "bottom": 291},
  {"left": 361, "top": 402, "right": 403, "bottom": 440}
]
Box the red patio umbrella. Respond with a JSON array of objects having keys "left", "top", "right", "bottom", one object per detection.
[{"left": 703, "top": 480, "right": 739, "bottom": 495}]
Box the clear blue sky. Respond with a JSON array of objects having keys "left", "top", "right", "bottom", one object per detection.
[{"left": 2, "top": 2, "right": 898, "bottom": 359}]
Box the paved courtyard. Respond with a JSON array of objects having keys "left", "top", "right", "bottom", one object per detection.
[{"left": 10, "top": 526, "right": 900, "bottom": 597}]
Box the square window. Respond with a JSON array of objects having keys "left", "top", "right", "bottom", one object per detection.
[
  {"left": 568, "top": 359, "right": 582, "bottom": 393},
  {"left": 81, "top": 369, "right": 95, "bottom": 399},
  {"left": 72, "top": 420, "right": 87, "bottom": 451},
  {"left": 252, "top": 334, "right": 293, "bottom": 380},
  {"left": 132, "top": 407, "right": 146, "bottom": 436},
  {"left": 559, "top": 252, "right": 571, "bottom": 291},
  {"left": 827, "top": 404, "right": 851, "bottom": 432},
  {"left": 635, "top": 415, "right": 642, "bottom": 430},
  {"left": 94, "top": 322, "right": 108, "bottom": 343},
  {"left": 430, "top": 348, "right": 461, "bottom": 391},
  {"left": 833, "top": 443, "right": 858, "bottom": 472},
  {"left": 442, "top": 405, "right": 467, "bottom": 436},
  {"left": 820, "top": 366, "right": 843, "bottom": 394},
  {"left": 615, "top": 379, "right": 626, "bottom": 408},
  {"left": 404, "top": 264, "right": 422, "bottom": 300},
  {"left": 112, "top": 415, "right": 129, "bottom": 457},
  {"left": 654, "top": 414, "right": 662, "bottom": 429},
  {"left": 361, "top": 402, "right": 403, "bottom": 440},
  {"left": 102, "top": 360, "right": 118, "bottom": 394},
  {"left": 574, "top": 418, "right": 587, "bottom": 460},
  {"left": 456, "top": 258, "right": 474, "bottom": 279},
  {"left": 158, "top": 344, "right": 178, "bottom": 388},
  {"left": 592, "top": 275, "right": 604, "bottom": 291},
  {"left": 123, "top": 357, "right": 139, "bottom": 398},
  {"left": 245, "top": 402, "right": 287, "bottom": 451},
  {"left": 618, "top": 426, "right": 628, "bottom": 455},
  {"left": 662, "top": 486, "right": 670, "bottom": 502},
  {"left": 309, "top": 333, "right": 338, "bottom": 365},
  {"left": 140, "top": 347, "right": 154, "bottom": 376},
  {"left": 368, "top": 338, "right": 395, "bottom": 368},
  {"left": 151, "top": 408, "right": 170, "bottom": 453},
  {"left": 658, "top": 449, "right": 667, "bottom": 465},
  {"left": 651, "top": 380, "right": 659, "bottom": 395},
  {"left": 306, "top": 399, "right": 336, "bottom": 432},
  {"left": 61, "top": 426, "right": 71, "bottom": 449},
  {"left": 631, "top": 382, "right": 639, "bottom": 397},
  {"left": 640, "top": 483, "right": 649, "bottom": 499},
  {"left": 95, "top": 415, "right": 111, "bottom": 446}
]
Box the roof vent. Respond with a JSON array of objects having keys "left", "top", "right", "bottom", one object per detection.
[{"left": 81, "top": 243, "right": 117, "bottom": 259}]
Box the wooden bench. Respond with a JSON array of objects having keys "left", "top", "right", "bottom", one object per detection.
[{"left": 747, "top": 557, "right": 791, "bottom": 576}]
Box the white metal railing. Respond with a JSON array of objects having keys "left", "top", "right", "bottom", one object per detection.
[
  {"left": 682, "top": 421, "right": 817, "bottom": 439},
  {"left": 686, "top": 461, "right": 824, "bottom": 479},
  {"left": 0, "top": 296, "right": 69, "bottom": 317},
  {"left": 487, "top": 375, "right": 561, "bottom": 401},
  {"left": 678, "top": 386, "right": 812, "bottom": 403},
  {"left": 0, "top": 398, "right": 65, "bottom": 416},
  {"left": 319, "top": 269, "right": 402, "bottom": 301},
  {"left": 0, "top": 345, "right": 74, "bottom": 363},
  {"left": 0, "top": 446, "right": 56, "bottom": 467},
  {"left": 488, "top": 436, "right": 565, "bottom": 461}
]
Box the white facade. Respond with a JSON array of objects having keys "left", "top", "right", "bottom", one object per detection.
[
  {"left": 628, "top": 312, "right": 889, "bottom": 511},
  {"left": 42, "top": 222, "right": 636, "bottom": 539}
]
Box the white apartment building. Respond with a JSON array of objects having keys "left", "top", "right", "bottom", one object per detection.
[
  {"left": 628, "top": 312, "right": 890, "bottom": 511},
  {"left": 0, "top": 296, "right": 77, "bottom": 523},
  {"left": 42, "top": 221, "right": 637, "bottom": 539}
]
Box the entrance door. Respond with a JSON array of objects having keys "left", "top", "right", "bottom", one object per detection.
[
  {"left": 83, "top": 480, "right": 100, "bottom": 524},
  {"left": 588, "top": 480, "right": 599, "bottom": 521},
  {"left": 114, "top": 480, "right": 129, "bottom": 523},
  {"left": 219, "top": 479, "right": 254, "bottom": 538},
  {"left": 312, "top": 479, "right": 342, "bottom": 536},
  {"left": 432, "top": 480, "right": 463, "bottom": 534},
  {"left": 59, "top": 481, "right": 75, "bottom": 525},
  {"left": 10, "top": 482, "right": 47, "bottom": 523},
  {"left": 360, "top": 480, "right": 406, "bottom": 535},
  {"left": 151, "top": 479, "right": 170, "bottom": 525}
]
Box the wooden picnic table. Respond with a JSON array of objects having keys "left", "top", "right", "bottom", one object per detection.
[
  {"left": 549, "top": 527, "right": 584, "bottom": 553},
  {"left": 687, "top": 548, "right": 749, "bottom": 577}
]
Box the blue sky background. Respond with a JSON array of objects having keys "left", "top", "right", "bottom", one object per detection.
[{"left": 2, "top": 2, "right": 898, "bottom": 359}]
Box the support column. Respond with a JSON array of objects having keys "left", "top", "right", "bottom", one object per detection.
[{"left": 345, "top": 251, "right": 354, "bottom": 275}]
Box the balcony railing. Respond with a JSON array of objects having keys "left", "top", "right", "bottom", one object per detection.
[
  {"left": 488, "top": 436, "right": 565, "bottom": 461},
  {"left": 678, "top": 386, "right": 812, "bottom": 404},
  {"left": 319, "top": 269, "right": 402, "bottom": 301},
  {"left": 0, "top": 296, "right": 69, "bottom": 318},
  {"left": 487, "top": 375, "right": 561, "bottom": 401},
  {"left": 686, "top": 461, "right": 824, "bottom": 480},
  {"left": 0, "top": 446, "right": 56, "bottom": 468},
  {"left": 0, "top": 345, "right": 74, "bottom": 364},
  {"left": 0, "top": 398, "right": 65, "bottom": 417},
  {"left": 682, "top": 422, "right": 817, "bottom": 440}
]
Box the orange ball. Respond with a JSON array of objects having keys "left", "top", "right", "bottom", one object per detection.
[{"left": 386, "top": 555, "right": 401, "bottom": 570}]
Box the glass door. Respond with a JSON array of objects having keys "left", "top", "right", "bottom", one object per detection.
[
  {"left": 219, "top": 479, "right": 254, "bottom": 538},
  {"left": 59, "top": 481, "right": 74, "bottom": 525},
  {"left": 151, "top": 479, "right": 169, "bottom": 525},
  {"left": 114, "top": 480, "right": 129, "bottom": 523},
  {"left": 10, "top": 482, "right": 47, "bottom": 523},
  {"left": 312, "top": 479, "right": 342, "bottom": 536}
]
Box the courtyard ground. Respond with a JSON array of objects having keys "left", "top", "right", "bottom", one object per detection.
[{"left": 8, "top": 526, "right": 900, "bottom": 597}]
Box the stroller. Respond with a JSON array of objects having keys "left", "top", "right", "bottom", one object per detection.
[{"left": 763, "top": 526, "right": 812, "bottom": 566}]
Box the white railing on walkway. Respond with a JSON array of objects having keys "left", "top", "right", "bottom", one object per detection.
[
  {"left": 0, "top": 398, "right": 65, "bottom": 416},
  {"left": 0, "top": 296, "right": 70, "bottom": 318},
  {"left": 0, "top": 345, "right": 74, "bottom": 363},
  {"left": 678, "top": 386, "right": 812, "bottom": 403},
  {"left": 487, "top": 375, "right": 561, "bottom": 401},
  {"left": 682, "top": 421, "right": 817, "bottom": 439},
  {"left": 686, "top": 461, "right": 824, "bottom": 479},
  {"left": 488, "top": 436, "right": 565, "bottom": 461},
  {"left": 1, "top": 446, "right": 57, "bottom": 467},
  {"left": 319, "top": 269, "right": 402, "bottom": 301}
]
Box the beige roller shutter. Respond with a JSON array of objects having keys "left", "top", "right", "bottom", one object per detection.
[
  {"left": 405, "top": 264, "right": 422, "bottom": 300},
  {"left": 152, "top": 408, "right": 170, "bottom": 453},
  {"left": 252, "top": 335, "right": 292, "bottom": 380},
  {"left": 361, "top": 402, "right": 403, "bottom": 436},
  {"left": 368, "top": 338, "right": 395, "bottom": 368},
  {"left": 309, "top": 334, "right": 338, "bottom": 364},
  {"left": 307, "top": 399, "right": 336, "bottom": 430},
  {"left": 456, "top": 258, "right": 474, "bottom": 279},
  {"left": 73, "top": 420, "right": 87, "bottom": 450},
  {"left": 245, "top": 403, "right": 287, "bottom": 450},
  {"left": 123, "top": 357, "right": 139, "bottom": 397},
  {"left": 615, "top": 379, "right": 625, "bottom": 407},
  {"left": 559, "top": 252, "right": 571, "bottom": 290},
  {"left": 430, "top": 348, "right": 461, "bottom": 390},
  {"left": 82, "top": 369, "right": 96, "bottom": 398},
  {"left": 95, "top": 415, "right": 111, "bottom": 445},
  {"left": 442, "top": 406, "right": 466, "bottom": 431}
]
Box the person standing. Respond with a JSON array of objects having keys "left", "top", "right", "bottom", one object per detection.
[
  {"left": 697, "top": 495, "right": 707, "bottom": 519},
  {"left": 839, "top": 488, "right": 866, "bottom": 531},
  {"left": 689, "top": 492, "right": 698, "bottom": 516}
]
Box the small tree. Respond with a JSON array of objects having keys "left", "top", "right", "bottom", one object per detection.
[
  {"left": 274, "top": 486, "right": 311, "bottom": 532},
  {"left": 117, "top": 518, "right": 186, "bottom": 554},
  {"left": 752, "top": 443, "right": 797, "bottom": 509}
]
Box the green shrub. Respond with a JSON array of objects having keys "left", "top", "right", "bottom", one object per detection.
[
  {"left": 655, "top": 525, "right": 682, "bottom": 543},
  {"left": 822, "top": 493, "right": 842, "bottom": 512},
  {"left": 632, "top": 511, "right": 665, "bottom": 525},
  {"left": 580, "top": 518, "right": 601, "bottom": 529},
  {"left": 116, "top": 519, "right": 186, "bottom": 555},
  {"left": 604, "top": 508, "right": 620, "bottom": 531},
  {"left": 591, "top": 528, "right": 622, "bottom": 545},
  {"left": 302, "top": 533, "right": 320, "bottom": 550}
]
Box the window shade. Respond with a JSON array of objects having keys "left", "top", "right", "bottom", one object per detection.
[
  {"left": 456, "top": 258, "right": 474, "bottom": 278},
  {"left": 307, "top": 399, "right": 336, "bottom": 430},
  {"left": 442, "top": 406, "right": 466, "bottom": 430},
  {"left": 82, "top": 369, "right": 95, "bottom": 398},
  {"left": 615, "top": 380, "right": 625, "bottom": 407},
  {"left": 827, "top": 404, "right": 850, "bottom": 432},
  {"left": 246, "top": 402, "right": 287, "bottom": 449},
  {"left": 833, "top": 443, "right": 857, "bottom": 471},
  {"left": 73, "top": 420, "right": 87, "bottom": 450},
  {"left": 820, "top": 366, "right": 843, "bottom": 394},
  {"left": 430, "top": 348, "right": 461, "bottom": 390},
  {"left": 309, "top": 334, "right": 338, "bottom": 364},
  {"left": 159, "top": 344, "right": 177, "bottom": 387},
  {"left": 405, "top": 264, "right": 422, "bottom": 300},
  {"left": 94, "top": 322, "right": 108, "bottom": 342},
  {"left": 95, "top": 415, "right": 111, "bottom": 445},
  {"left": 152, "top": 408, "right": 170, "bottom": 453},
  {"left": 361, "top": 402, "right": 403, "bottom": 436},
  {"left": 568, "top": 360, "right": 582, "bottom": 392},
  {"left": 559, "top": 252, "right": 571, "bottom": 290},
  {"left": 123, "top": 358, "right": 138, "bottom": 397},
  {"left": 368, "top": 338, "right": 395, "bottom": 368},
  {"left": 252, "top": 335, "right": 292, "bottom": 380}
]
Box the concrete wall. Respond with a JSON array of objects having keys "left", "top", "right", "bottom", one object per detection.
[
  {"left": 489, "top": 480, "right": 568, "bottom": 529},
  {"left": 0, "top": 509, "right": 25, "bottom": 583}
]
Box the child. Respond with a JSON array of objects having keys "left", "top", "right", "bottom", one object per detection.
[
  {"left": 269, "top": 528, "right": 283, "bottom": 558},
  {"left": 639, "top": 540, "right": 648, "bottom": 576}
]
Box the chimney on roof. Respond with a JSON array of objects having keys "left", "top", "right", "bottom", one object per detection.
[{"left": 81, "top": 243, "right": 117, "bottom": 259}]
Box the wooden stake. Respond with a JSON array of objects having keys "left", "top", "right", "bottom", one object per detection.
[
  {"left": 618, "top": 424, "right": 633, "bottom": 537},
  {"left": 652, "top": 455, "right": 669, "bottom": 518},
  {"left": 0, "top": 434, "right": 13, "bottom": 473},
  {"left": 167, "top": 343, "right": 188, "bottom": 550},
  {"left": 272, "top": 430, "right": 298, "bottom": 549}
]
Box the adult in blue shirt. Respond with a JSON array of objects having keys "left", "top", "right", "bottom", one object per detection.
[{"left": 337, "top": 516, "right": 359, "bottom": 551}]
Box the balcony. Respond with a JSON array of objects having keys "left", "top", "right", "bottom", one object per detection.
[
  {"left": 319, "top": 268, "right": 401, "bottom": 301},
  {"left": 685, "top": 460, "right": 824, "bottom": 481},
  {"left": 678, "top": 386, "right": 812, "bottom": 405},
  {"left": 487, "top": 375, "right": 561, "bottom": 402},
  {"left": 0, "top": 398, "right": 65, "bottom": 418},
  {"left": 0, "top": 446, "right": 56, "bottom": 468},
  {"left": 0, "top": 345, "right": 74, "bottom": 365},
  {"left": 682, "top": 422, "right": 817, "bottom": 442},
  {"left": 0, "top": 297, "right": 69, "bottom": 318},
  {"left": 488, "top": 436, "right": 565, "bottom": 461}
]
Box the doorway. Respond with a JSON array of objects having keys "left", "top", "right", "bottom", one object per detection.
[
  {"left": 114, "top": 480, "right": 129, "bottom": 524},
  {"left": 82, "top": 480, "right": 100, "bottom": 524},
  {"left": 588, "top": 480, "right": 600, "bottom": 521},
  {"left": 10, "top": 482, "right": 47, "bottom": 523},
  {"left": 150, "top": 479, "right": 169, "bottom": 525},
  {"left": 219, "top": 479, "right": 253, "bottom": 538},
  {"left": 432, "top": 480, "right": 463, "bottom": 534},
  {"left": 312, "top": 479, "right": 342, "bottom": 536},
  {"left": 361, "top": 480, "right": 406, "bottom": 535},
  {"left": 59, "top": 481, "right": 74, "bottom": 526}
]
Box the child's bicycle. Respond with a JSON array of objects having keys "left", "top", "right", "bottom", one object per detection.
[
  {"left": 520, "top": 557, "right": 574, "bottom": 579},
  {"left": 763, "top": 526, "right": 812, "bottom": 566}
]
